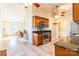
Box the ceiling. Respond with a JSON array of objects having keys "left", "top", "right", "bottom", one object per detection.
[
  {"left": 39, "top": 3, "right": 64, "bottom": 10},
  {"left": 37, "top": 3, "right": 72, "bottom": 12}
]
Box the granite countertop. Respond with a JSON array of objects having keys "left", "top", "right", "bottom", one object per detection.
[
  {"left": 33, "top": 30, "right": 51, "bottom": 33},
  {"left": 54, "top": 40, "right": 79, "bottom": 53}
]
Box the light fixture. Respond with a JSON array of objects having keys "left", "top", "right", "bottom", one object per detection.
[
  {"left": 55, "top": 11, "right": 66, "bottom": 18},
  {"left": 55, "top": 15, "right": 61, "bottom": 18}
]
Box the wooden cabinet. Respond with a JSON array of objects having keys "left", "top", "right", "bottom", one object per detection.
[
  {"left": 73, "top": 3, "right": 79, "bottom": 23},
  {"left": 44, "top": 18, "right": 49, "bottom": 27},
  {"left": 33, "top": 33, "right": 43, "bottom": 46},
  {"left": 48, "top": 32, "right": 51, "bottom": 41},
  {"left": 55, "top": 45, "right": 69, "bottom": 56},
  {"left": 32, "top": 16, "right": 49, "bottom": 27},
  {"left": 32, "top": 16, "right": 40, "bottom": 27},
  {"left": 0, "top": 50, "right": 7, "bottom": 56},
  {"left": 55, "top": 45, "right": 79, "bottom": 56},
  {"left": 33, "top": 31, "right": 51, "bottom": 46}
]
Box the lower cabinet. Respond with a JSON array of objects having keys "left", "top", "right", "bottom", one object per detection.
[
  {"left": 0, "top": 50, "right": 7, "bottom": 56},
  {"left": 55, "top": 45, "right": 79, "bottom": 56},
  {"left": 33, "top": 33, "right": 43, "bottom": 46}
]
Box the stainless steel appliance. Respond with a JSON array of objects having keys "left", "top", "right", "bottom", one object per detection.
[
  {"left": 70, "top": 22, "right": 79, "bottom": 45},
  {"left": 43, "top": 32, "right": 50, "bottom": 44}
]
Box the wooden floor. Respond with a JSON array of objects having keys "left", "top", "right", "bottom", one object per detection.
[{"left": 4, "top": 36, "right": 55, "bottom": 56}]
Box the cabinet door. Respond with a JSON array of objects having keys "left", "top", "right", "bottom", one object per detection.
[
  {"left": 0, "top": 50, "right": 7, "bottom": 56},
  {"left": 55, "top": 45, "right": 79, "bottom": 56},
  {"left": 44, "top": 18, "right": 49, "bottom": 27},
  {"left": 33, "top": 33, "right": 38, "bottom": 45},
  {"left": 32, "top": 16, "right": 40, "bottom": 27},
  {"left": 33, "top": 33, "right": 43, "bottom": 46},
  {"left": 32, "top": 16, "right": 49, "bottom": 27},
  {"left": 73, "top": 3, "right": 79, "bottom": 22},
  {"left": 68, "top": 51, "right": 78, "bottom": 56},
  {"left": 38, "top": 33, "right": 43, "bottom": 45}
]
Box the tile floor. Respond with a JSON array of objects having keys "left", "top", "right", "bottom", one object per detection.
[{"left": 3, "top": 36, "right": 54, "bottom": 56}]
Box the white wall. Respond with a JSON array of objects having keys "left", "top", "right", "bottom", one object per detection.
[
  {"left": 3, "top": 21, "right": 25, "bottom": 33},
  {"left": 0, "top": 3, "right": 25, "bottom": 22},
  {"left": 25, "top": 6, "right": 32, "bottom": 43},
  {"left": 55, "top": 4, "right": 73, "bottom": 41},
  {"left": 0, "top": 8, "right": 2, "bottom": 40},
  {"left": 58, "top": 9, "right": 72, "bottom": 37},
  {"left": 1, "top": 3, "right": 26, "bottom": 33},
  {"left": 0, "top": 21, "right": 2, "bottom": 40}
]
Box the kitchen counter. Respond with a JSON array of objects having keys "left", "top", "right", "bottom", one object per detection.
[
  {"left": 33, "top": 30, "right": 51, "bottom": 33},
  {"left": 54, "top": 39, "right": 79, "bottom": 53}
]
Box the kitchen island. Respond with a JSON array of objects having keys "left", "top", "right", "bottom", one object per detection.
[
  {"left": 33, "top": 30, "right": 51, "bottom": 46},
  {"left": 54, "top": 39, "right": 79, "bottom": 56}
]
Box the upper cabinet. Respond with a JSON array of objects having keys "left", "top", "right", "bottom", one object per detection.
[
  {"left": 73, "top": 3, "right": 79, "bottom": 23},
  {"left": 32, "top": 16, "right": 49, "bottom": 27}
]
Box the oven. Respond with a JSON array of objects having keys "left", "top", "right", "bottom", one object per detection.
[{"left": 43, "top": 32, "right": 50, "bottom": 44}]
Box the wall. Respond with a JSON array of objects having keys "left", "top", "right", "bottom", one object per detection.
[
  {"left": 55, "top": 4, "right": 73, "bottom": 43},
  {"left": 0, "top": 3, "right": 25, "bottom": 22},
  {"left": 0, "top": 8, "right": 2, "bottom": 39},
  {"left": 58, "top": 10, "right": 72, "bottom": 37},
  {"left": 0, "top": 21, "right": 2, "bottom": 40},
  {"left": 51, "top": 4, "right": 73, "bottom": 42},
  {"left": 25, "top": 6, "right": 32, "bottom": 43},
  {"left": 0, "top": 4, "right": 26, "bottom": 35},
  {"left": 2, "top": 21, "right": 25, "bottom": 34}
]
